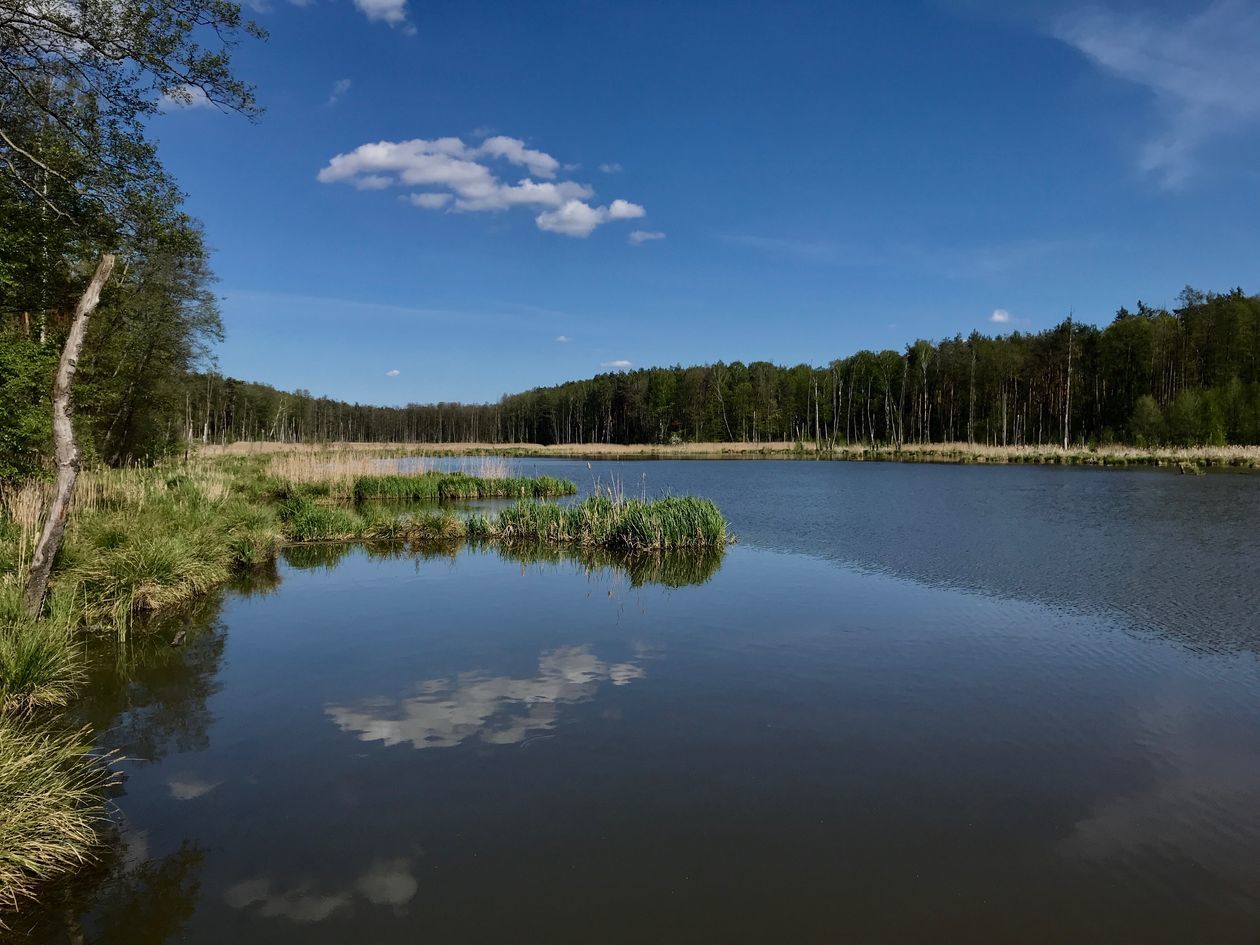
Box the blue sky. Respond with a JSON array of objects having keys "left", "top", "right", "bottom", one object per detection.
[{"left": 154, "top": 0, "right": 1260, "bottom": 405}]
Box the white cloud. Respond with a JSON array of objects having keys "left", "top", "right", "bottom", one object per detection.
[
  {"left": 989, "top": 308, "right": 1011, "bottom": 324},
  {"left": 385, "top": 369, "right": 400, "bottom": 377},
  {"left": 353, "top": 0, "right": 408, "bottom": 27},
  {"left": 1054, "top": 0, "right": 1260, "bottom": 187},
  {"left": 599, "top": 162, "right": 623, "bottom": 174},
  {"left": 628, "top": 230, "right": 665, "bottom": 245},
  {"left": 534, "top": 200, "right": 605, "bottom": 237},
  {"left": 408, "top": 192, "right": 451, "bottom": 209},
  {"left": 158, "top": 84, "right": 213, "bottom": 111},
  {"left": 318, "top": 136, "right": 649, "bottom": 237},
  {"left": 327, "top": 78, "right": 351, "bottom": 106},
  {"left": 555, "top": 335, "right": 570, "bottom": 343},
  {"left": 536, "top": 198, "right": 644, "bottom": 237},
  {"left": 474, "top": 135, "right": 559, "bottom": 178},
  {"left": 601, "top": 359, "right": 632, "bottom": 370},
  {"left": 607, "top": 198, "right": 645, "bottom": 220}
]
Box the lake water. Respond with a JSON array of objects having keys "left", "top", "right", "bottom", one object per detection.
[{"left": 18, "top": 460, "right": 1260, "bottom": 944}]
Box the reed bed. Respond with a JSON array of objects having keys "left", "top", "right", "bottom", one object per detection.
[
  {"left": 205, "top": 439, "right": 1260, "bottom": 468},
  {"left": 824, "top": 441, "right": 1260, "bottom": 468},
  {"left": 470, "top": 496, "right": 729, "bottom": 550},
  {"left": 276, "top": 494, "right": 728, "bottom": 550}
]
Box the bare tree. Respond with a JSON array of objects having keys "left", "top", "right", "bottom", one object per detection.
[{"left": 24, "top": 254, "right": 115, "bottom": 616}]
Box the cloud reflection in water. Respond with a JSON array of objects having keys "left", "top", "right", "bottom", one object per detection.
[{"left": 326, "top": 644, "right": 647, "bottom": 749}]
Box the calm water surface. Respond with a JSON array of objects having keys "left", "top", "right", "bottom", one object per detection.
[{"left": 19, "top": 461, "right": 1260, "bottom": 944}]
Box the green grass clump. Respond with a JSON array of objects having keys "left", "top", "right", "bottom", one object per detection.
[
  {"left": 352, "top": 472, "right": 577, "bottom": 502},
  {"left": 356, "top": 507, "right": 461, "bottom": 543},
  {"left": 0, "top": 720, "right": 112, "bottom": 912},
  {"left": 276, "top": 496, "right": 364, "bottom": 542},
  {"left": 57, "top": 482, "right": 284, "bottom": 625},
  {"left": 0, "top": 623, "right": 81, "bottom": 715},
  {"left": 487, "top": 495, "right": 728, "bottom": 549}
]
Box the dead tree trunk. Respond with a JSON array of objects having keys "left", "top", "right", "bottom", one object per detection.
[{"left": 24, "top": 254, "right": 116, "bottom": 616}]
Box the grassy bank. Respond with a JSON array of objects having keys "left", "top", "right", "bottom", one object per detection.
[
  {"left": 202, "top": 439, "right": 1260, "bottom": 469},
  {"left": 0, "top": 453, "right": 727, "bottom": 913}
]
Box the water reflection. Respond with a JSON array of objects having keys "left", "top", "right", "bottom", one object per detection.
[
  {"left": 224, "top": 857, "right": 419, "bottom": 924},
  {"left": 6, "top": 838, "right": 206, "bottom": 945},
  {"left": 283, "top": 540, "right": 725, "bottom": 589},
  {"left": 328, "top": 644, "right": 649, "bottom": 750},
  {"left": 77, "top": 592, "right": 244, "bottom": 764}
]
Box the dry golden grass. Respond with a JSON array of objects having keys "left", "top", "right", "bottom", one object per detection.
[
  {"left": 263, "top": 451, "right": 516, "bottom": 494},
  {"left": 0, "top": 482, "right": 48, "bottom": 576},
  {"left": 202, "top": 439, "right": 1260, "bottom": 467}
]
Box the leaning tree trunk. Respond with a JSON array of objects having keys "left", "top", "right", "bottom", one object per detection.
[{"left": 23, "top": 254, "right": 116, "bottom": 617}]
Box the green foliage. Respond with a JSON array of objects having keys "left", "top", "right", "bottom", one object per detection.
[
  {"left": 0, "top": 332, "right": 56, "bottom": 482},
  {"left": 1130, "top": 395, "right": 1165, "bottom": 446},
  {"left": 352, "top": 472, "right": 577, "bottom": 501}
]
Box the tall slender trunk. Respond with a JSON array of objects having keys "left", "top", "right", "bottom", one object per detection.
[
  {"left": 24, "top": 254, "right": 116, "bottom": 616},
  {"left": 1063, "top": 314, "right": 1073, "bottom": 449}
]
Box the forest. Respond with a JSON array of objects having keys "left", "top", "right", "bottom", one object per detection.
[{"left": 162, "top": 286, "right": 1260, "bottom": 453}]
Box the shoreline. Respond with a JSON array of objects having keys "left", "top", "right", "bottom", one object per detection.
[{"left": 200, "top": 440, "right": 1260, "bottom": 470}]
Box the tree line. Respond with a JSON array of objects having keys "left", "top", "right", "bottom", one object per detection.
[{"left": 175, "top": 286, "right": 1260, "bottom": 451}]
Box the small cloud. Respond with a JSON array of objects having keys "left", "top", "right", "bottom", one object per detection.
[
  {"left": 554, "top": 335, "right": 570, "bottom": 343},
  {"left": 167, "top": 776, "right": 221, "bottom": 800},
  {"left": 607, "top": 199, "right": 644, "bottom": 220},
  {"left": 599, "top": 162, "right": 623, "bottom": 174},
  {"left": 327, "top": 79, "right": 351, "bottom": 106},
  {"left": 320, "top": 136, "right": 649, "bottom": 238},
  {"left": 601, "top": 359, "right": 632, "bottom": 370},
  {"left": 989, "top": 308, "right": 1011, "bottom": 324},
  {"left": 159, "top": 84, "right": 213, "bottom": 111},
  {"left": 225, "top": 878, "right": 351, "bottom": 924},
  {"left": 353, "top": 0, "right": 408, "bottom": 27},
  {"left": 536, "top": 199, "right": 644, "bottom": 238},
  {"left": 385, "top": 369, "right": 400, "bottom": 377},
  {"left": 628, "top": 230, "right": 665, "bottom": 245},
  {"left": 355, "top": 858, "right": 418, "bottom": 907}
]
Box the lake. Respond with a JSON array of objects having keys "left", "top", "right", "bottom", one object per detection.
[{"left": 19, "top": 460, "right": 1260, "bottom": 944}]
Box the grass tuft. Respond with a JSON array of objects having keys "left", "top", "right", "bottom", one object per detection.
[
  {"left": 490, "top": 495, "right": 729, "bottom": 549},
  {"left": 0, "top": 624, "right": 82, "bottom": 715},
  {"left": 0, "top": 721, "right": 113, "bottom": 913}
]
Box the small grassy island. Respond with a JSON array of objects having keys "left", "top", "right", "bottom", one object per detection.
[{"left": 0, "top": 452, "right": 729, "bottom": 916}]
